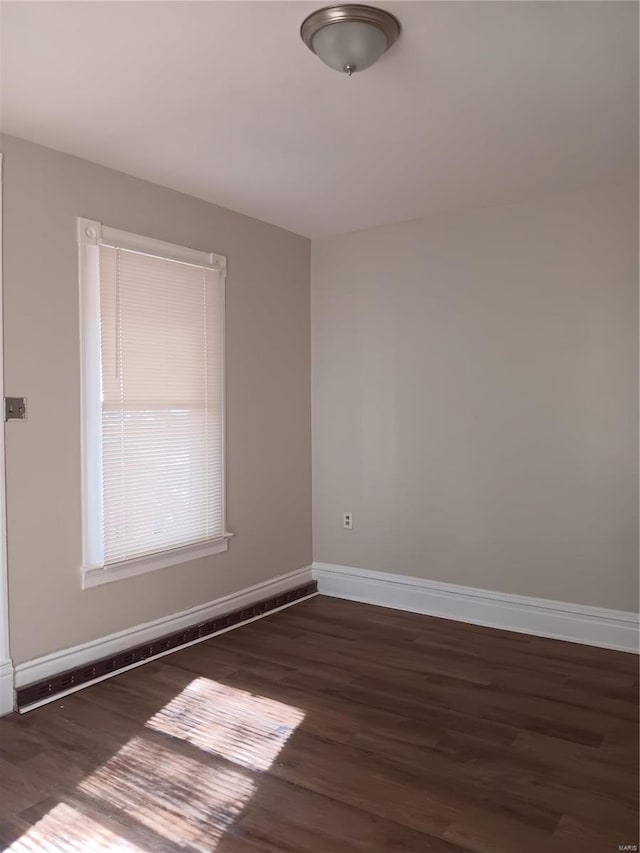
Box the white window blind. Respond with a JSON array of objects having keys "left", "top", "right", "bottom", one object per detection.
[{"left": 79, "top": 219, "right": 228, "bottom": 586}]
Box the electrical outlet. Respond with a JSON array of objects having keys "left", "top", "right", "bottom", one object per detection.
[{"left": 343, "top": 512, "right": 353, "bottom": 530}]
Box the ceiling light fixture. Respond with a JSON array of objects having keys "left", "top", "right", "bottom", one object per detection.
[{"left": 300, "top": 4, "right": 401, "bottom": 76}]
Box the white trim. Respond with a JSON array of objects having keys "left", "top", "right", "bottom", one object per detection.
[
  {"left": 0, "top": 661, "right": 13, "bottom": 716},
  {"left": 77, "top": 218, "right": 226, "bottom": 273},
  {"left": 78, "top": 224, "right": 104, "bottom": 570},
  {"left": 77, "top": 217, "right": 229, "bottom": 584},
  {"left": 82, "top": 534, "right": 234, "bottom": 589},
  {"left": 0, "top": 153, "right": 15, "bottom": 716},
  {"left": 16, "top": 566, "right": 314, "bottom": 703},
  {"left": 312, "top": 563, "right": 640, "bottom": 654},
  {"left": 219, "top": 256, "right": 228, "bottom": 547}
]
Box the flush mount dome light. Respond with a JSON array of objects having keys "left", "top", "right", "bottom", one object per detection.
[{"left": 301, "top": 4, "right": 401, "bottom": 76}]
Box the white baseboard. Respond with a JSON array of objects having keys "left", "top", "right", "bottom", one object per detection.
[
  {"left": 15, "top": 566, "right": 315, "bottom": 701},
  {"left": 312, "top": 562, "right": 639, "bottom": 654},
  {"left": 0, "top": 660, "right": 14, "bottom": 716}
]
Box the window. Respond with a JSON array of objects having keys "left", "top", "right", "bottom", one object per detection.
[{"left": 78, "top": 218, "right": 229, "bottom": 589}]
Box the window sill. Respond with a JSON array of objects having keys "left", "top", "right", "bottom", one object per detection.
[{"left": 81, "top": 534, "right": 233, "bottom": 590}]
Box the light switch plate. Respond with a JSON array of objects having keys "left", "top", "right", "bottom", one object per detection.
[{"left": 5, "top": 397, "right": 27, "bottom": 421}]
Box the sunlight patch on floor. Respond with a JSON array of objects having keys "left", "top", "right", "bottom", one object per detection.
[
  {"left": 8, "top": 677, "right": 305, "bottom": 851},
  {"left": 145, "top": 675, "right": 306, "bottom": 771},
  {"left": 4, "top": 802, "right": 146, "bottom": 852},
  {"left": 77, "top": 734, "right": 255, "bottom": 850}
]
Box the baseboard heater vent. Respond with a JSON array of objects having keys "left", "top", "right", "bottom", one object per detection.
[{"left": 17, "top": 580, "right": 317, "bottom": 711}]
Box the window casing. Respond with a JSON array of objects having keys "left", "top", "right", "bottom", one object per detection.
[{"left": 78, "top": 218, "right": 230, "bottom": 589}]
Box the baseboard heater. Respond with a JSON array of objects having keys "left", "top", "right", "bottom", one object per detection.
[{"left": 17, "top": 580, "right": 317, "bottom": 712}]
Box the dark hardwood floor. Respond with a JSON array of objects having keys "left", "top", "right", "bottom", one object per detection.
[{"left": 0, "top": 595, "right": 637, "bottom": 852}]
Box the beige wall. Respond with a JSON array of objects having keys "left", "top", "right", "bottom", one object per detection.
[
  {"left": 1, "top": 134, "right": 312, "bottom": 664},
  {"left": 312, "top": 183, "right": 639, "bottom": 611},
  {"left": 1, "top": 135, "right": 636, "bottom": 668}
]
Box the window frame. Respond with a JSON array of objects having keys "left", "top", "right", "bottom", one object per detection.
[{"left": 78, "top": 217, "right": 231, "bottom": 590}]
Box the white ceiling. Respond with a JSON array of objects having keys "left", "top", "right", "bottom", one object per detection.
[{"left": 1, "top": 1, "right": 637, "bottom": 237}]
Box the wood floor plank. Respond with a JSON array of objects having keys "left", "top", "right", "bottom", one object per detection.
[{"left": 0, "top": 596, "right": 637, "bottom": 852}]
